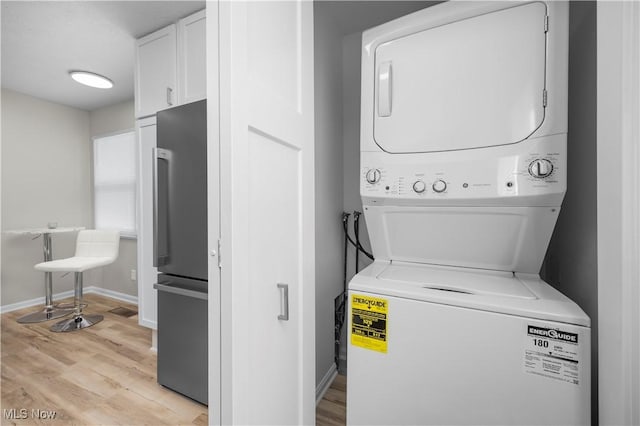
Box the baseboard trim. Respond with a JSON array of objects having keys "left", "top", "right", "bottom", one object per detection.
[
  {"left": 1, "top": 287, "right": 138, "bottom": 314},
  {"left": 86, "top": 286, "right": 138, "bottom": 305},
  {"left": 0, "top": 290, "right": 75, "bottom": 314},
  {"left": 316, "top": 363, "right": 339, "bottom": 405}
]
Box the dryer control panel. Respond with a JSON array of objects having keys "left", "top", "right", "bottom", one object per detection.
[{"left": 361, "top": 136, "right": 566, "bottom": 207}]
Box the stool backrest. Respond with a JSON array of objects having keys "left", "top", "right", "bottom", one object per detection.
[{"left": 75, "top": 230, "right": 120, "bottom": 260}]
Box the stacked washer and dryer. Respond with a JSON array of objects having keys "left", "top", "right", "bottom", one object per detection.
[{"left": 347, "top": 2, "right": 590, "bottom": 425}]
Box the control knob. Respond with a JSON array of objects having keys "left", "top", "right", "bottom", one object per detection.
[
  {"left": 412, "top": 180, "right": 426, "bottom": 193},
  {"left": 365, "top": 168, "right": 381, "bottom": 184},
  {"left": 529, "top": 159, "right": 554, "bottom": 179},
  {"left": 432, "top": 179, "right": 447, "bottom": 193}
]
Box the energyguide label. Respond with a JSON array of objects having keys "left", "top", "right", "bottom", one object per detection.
[
  {"left": 351, "top": 294, "right": 388, "bottom": 353},
  {"left": 523, "top": 324, "right": 581, "bottom": 385}
]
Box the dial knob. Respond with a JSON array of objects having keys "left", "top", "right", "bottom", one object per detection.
[
  {"left": 432, "top": 179, "right": 447, "bottom": 193},
  {"left": 365, "top": 169, "right": 381, "bottom": 184},
  {"left": 529, "top": 159, "right": 554, "bottom": 178},
  {"left": 413, "top": 180, "right": 426, "bottom": 193}
]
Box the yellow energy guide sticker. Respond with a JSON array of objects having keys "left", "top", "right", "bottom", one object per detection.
[{"left": 351, "top": 294, "right": 388, "bottom": 353}]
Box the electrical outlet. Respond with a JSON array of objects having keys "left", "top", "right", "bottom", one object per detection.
[{"left": 130, "top": 269, "right": 137, "bottom": 281}]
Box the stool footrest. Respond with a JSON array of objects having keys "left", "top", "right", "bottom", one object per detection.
[{"left": 54, "top": 302, "right": 88, "bottom": 310}]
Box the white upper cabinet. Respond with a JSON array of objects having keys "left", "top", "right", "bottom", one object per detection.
[
  {"left": 135, "top": 9, "right": 206, "bottom": 119},
  {"left": 135, "top": 25, "right": 177, "bottom": 118},
  {"left": 178, "top": 9, "right": 206, "bottom": 105}
]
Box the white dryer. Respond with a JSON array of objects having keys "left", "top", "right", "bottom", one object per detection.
[{"left": 347, "top": 2, "right": 590, "bottom": 425}]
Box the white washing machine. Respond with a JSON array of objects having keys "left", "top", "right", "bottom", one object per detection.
[{"left": 347, "top": 2, "right": 591, "bottom": 425}]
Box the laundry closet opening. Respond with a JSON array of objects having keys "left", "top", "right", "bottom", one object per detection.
[
  {"left": 313, "top": 0, "right": 439, "bottom": 389},
  {"left": 313, "top": 2, "right": 598, "bottom": 426}
]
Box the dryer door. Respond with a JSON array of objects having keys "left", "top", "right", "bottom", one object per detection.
[{"left": 373, "top": 2, "right": 547, "bottom": 153}]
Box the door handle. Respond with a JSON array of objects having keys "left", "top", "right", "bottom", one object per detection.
[
  {"left": 152, "top": 147, "right": 172, "bottom": 267},
  {"left": 277, "top": 283, "right": 289, "bottom": 321},
  {"left": 378, "top": 61, "right": 393, "bottom": 117}
]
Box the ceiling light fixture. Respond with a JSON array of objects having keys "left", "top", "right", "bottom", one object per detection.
[{"left": 69, "top": 71, "right": 114, "bottom": 89}]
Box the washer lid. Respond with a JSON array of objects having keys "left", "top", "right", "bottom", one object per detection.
[
  {"left": 373, "top": 2, "right": 547, "bottom": 153},
  {"left": 349, "top": 262, "right": 590, "bottom": 327},
  {"left": 378, "top": 263, "right": 537, "bottom": 300}
]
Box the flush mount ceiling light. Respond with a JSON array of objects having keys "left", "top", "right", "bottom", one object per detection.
[{"left": 69, "top": 71, "right": 113, "bottom": 89}]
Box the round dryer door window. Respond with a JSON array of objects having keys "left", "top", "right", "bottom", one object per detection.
[{"left": 373, "top": 2, "right": 548, "bottom": 153}]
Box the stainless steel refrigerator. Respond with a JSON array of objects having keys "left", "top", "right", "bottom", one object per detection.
[{"left": 152, "top": 99, "right": 208, "bottom": 405}]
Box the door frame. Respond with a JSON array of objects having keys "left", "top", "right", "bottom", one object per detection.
[
  {"left": 597, "top": 2, "right": 640, "bottom": 425},
  {"left": 205, "top": 0, "right": 221, "bottom": 423}
]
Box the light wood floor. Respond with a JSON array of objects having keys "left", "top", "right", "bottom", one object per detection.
[
  {"left": 1, "top": 294, "right": 347, "bottom": 425},
  {"left": 1, "top": 294, "right": 207, "bottom": 425},
  {"left": 317, "top": 374, "right": 347, "bottom": 426}
]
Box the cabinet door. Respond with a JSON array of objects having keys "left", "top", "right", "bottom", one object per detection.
[
  {"left": 135, "top": 25, "right": 177, "bottom": 118},
  {"left": 218, "top": 1, "right": 315, "bottom": 424},
  {"left": 136, "top": 117, "right": 158, "bottom": 328},
  {"left": 178, "top": 9, "right": 206, "bottom": 104}
]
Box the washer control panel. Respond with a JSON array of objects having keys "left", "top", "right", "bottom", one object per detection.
[{"left": 361, "top": 152, "right": 563, "bottom": 201}]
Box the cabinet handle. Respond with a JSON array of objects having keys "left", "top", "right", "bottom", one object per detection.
[
  {"left": 166, "top": 87, "right": 173, "bottom": 106},
  {"left": 277, "top": 283, "right": 289, "bottom": 321}
]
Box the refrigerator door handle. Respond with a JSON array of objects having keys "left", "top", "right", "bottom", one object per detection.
[
  {"left": 154, "top": 282, "right": 208, "bottom": 301},
  {"left": 277, "top": 283, "right": 289, "bottom": 321},
  {"left": 152, "top": 147, "right": 172, "bottom": 267}
]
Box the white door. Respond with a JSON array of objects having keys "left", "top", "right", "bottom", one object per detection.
[{"left": 216, "top": 1, "right": 315, "bottom": 424}]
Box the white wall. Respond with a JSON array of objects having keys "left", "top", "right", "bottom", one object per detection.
[
  {"left": 89, "top": 100, "right": 137, "bottom": 298},
  {"left": 315, "top": 1, "right": 433, "bottom": 378},
  {"left": 342, "top": 32, "right": 373, "bottom": 279},
  {"left": 1, "top": 92, "right": 138, "bottom": 308},
  {"left": 541, "top": 3, "right": 598, "bottom": 423},
  {"left": 314, "top": 2, "right": 346, "bottom": 386},
  {"left": 1, "top": 89, "right": 94, "bottom": 306}
]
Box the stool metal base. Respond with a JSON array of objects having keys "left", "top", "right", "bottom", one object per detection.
[
  {"left": 17, "top": 307, "right": 74, "bottom": 324},
  {"left": 50, "top": 314, "right": 104, "bottom": 332}
]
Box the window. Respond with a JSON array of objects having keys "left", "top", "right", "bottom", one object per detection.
[{"left": 93, "top": 131, "right": 137, "bottom": 237}]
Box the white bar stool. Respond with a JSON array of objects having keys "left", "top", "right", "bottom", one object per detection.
[
  {"left": 34, "top": 230, "right": 120, "bottom": 332},
  {"left": 5, "top": 226, "right": 85, "bottom": 323}
]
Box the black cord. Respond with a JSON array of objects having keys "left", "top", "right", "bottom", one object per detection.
[
  {"left": 335, "top": 212, "right": 351, "bottom": 367},
  {"left": 342, "top": 212, "right": 350, "bottom": 295},
  {"left": 353, "top": 211, "right": 374, "bottom": 260},
  {"left": 355, "top": 215, "right": 360, "bottom": 274},
  {"left": 334, "top": 211, "right": 375, "bottom": 369},
  {"left": 342, "top": 217, "right": 374, "bottom": 260}
]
